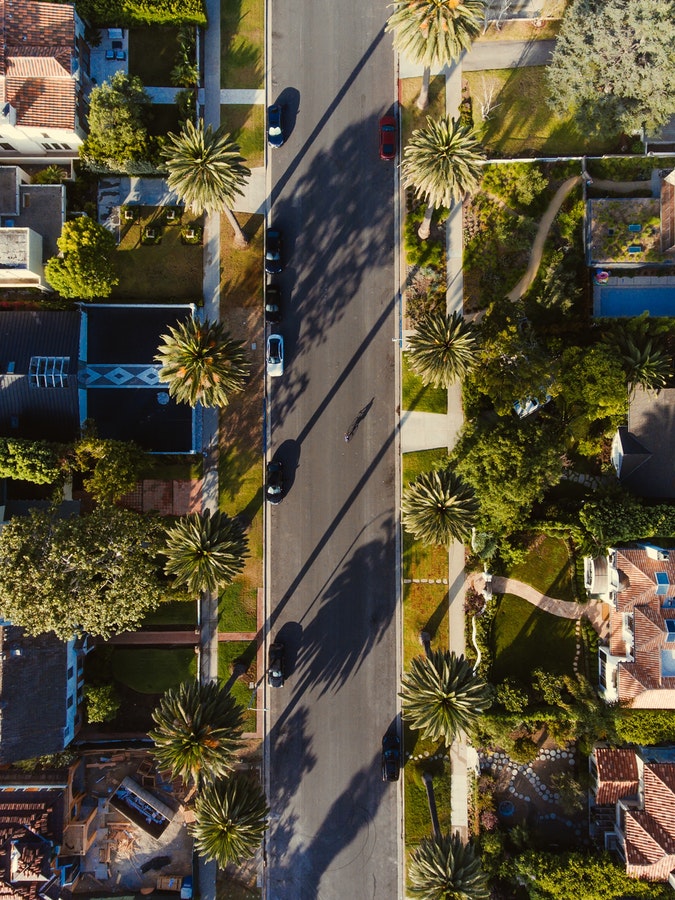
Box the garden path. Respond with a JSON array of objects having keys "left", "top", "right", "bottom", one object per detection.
[
  {"left": 472, "top": 572, "right": 608, "bottom": 637},
  {"left": 506, "top": 175, "right": 581, "bottom": 300}
]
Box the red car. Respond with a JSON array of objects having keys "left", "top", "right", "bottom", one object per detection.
[{"left": 379, "top": 115, "right": 396, "bottom": 160}]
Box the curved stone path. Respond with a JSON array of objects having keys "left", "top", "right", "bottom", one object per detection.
[
  {"left": 472, "top": 573, "right": 608, "bottom": 637},
  {"left": 507, "top": 176, "right": 581, "bottom": 301}
]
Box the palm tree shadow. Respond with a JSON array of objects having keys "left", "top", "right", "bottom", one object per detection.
[{"left": 423, "top": 590, "right": 449, "bottom": 642}]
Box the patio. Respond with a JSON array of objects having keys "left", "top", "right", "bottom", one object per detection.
[{"left": 88, "top": 28, "right": 129, "bottom": 88}]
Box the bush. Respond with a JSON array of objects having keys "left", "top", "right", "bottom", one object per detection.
[
  {"left": 615, "top": 708, "right": 675, "bottom": 745},
  {"left": 404, "top": 204, "right": 447, "bottom": 269},
  {"left": 84, "top": 684, "right": 121, "bottom": 723},
  {"left": 510, "top": 735, "right": 539, "bottom": 764},
  {"left": 481, "top": 162, "right": 548, "bottom": 212},
  {"left": 73, "top": 0, "right": 206, "bottom": 27},
  {"left": 0, "top": 438, "right": 61, "bottom": 484}
]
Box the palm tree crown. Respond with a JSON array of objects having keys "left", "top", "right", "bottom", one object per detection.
[
  {"left": 402, "top": 467, "right": 478, "bottom": 546},
  {"left": 191, "top": 774, "right": 269, "bottom": 867},
  {"left": 386, "top": 0, "right": 484, "bottom": 68},
  {"left": 409, "top": 832, "right": 490, "bottom": 900},
  {"left": 162, "top": 119, "right": 250, "bottom": 216},
  {"left": 155, "top": 315, "right": 249, "bottom": 408},
  {"left": 149, "top": 680, "right": 244, "bottom": 786},
  {"left": 163, "top": 510, "right": 248, "bottom": 595},
  {"left": 402, "top": 116, "right": 484, "bottom": 210},
  {"left": 408, "top": 311, "right": 478, "bottom": 387},
  {"left": 607, "top": 329, "right": 671, "bottom": 394},
  {"left": 400, "top": 650, "right": 491, "bottom": 745}
]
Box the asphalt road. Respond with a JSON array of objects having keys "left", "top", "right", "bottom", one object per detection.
[{"left": 263, "top": 0, "right": 401, "bottom": 896}]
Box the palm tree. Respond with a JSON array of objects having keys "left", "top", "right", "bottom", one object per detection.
[
  {"left": 400, "top": 650, "right": 491, "bottom": 745},
  {"left": 162, "top": 119, "right": 251, "bottom": 246},
  {"left": 386, "top": 0, "right": 484, "bottom": 110},
  {"left": 402, "top": 467, "right": 478, "bottom": 546},
  {"left": 409, "top": 832, "right": 490, "bottom": 900},
  {"left": 606, "top": 328, "right": 671, "bottom": 395},
  {"left": 149, "top": 680, "right": 244, "bottom": 787},
  {"left": 402, "top": 116, "right": 484, "bottom": 238},
  {"left": 191, "top": 773, "right": 269, "bottom": 867},
  {"left": 155, "top": 315, "right": 249, "bottom": 408},
  {"left": 163, "top": 509, "right": 248, "bottom": 595},
  {"left": 408, "top": 311, "right": 478, "bottom": 387}
]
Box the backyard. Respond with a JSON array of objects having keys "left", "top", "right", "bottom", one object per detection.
[
  {"left": 505, "top": 533, "right": 576, "bottom": 603},
  {"left": 589, "top": 198, "right": 664, "bottom": 264}
]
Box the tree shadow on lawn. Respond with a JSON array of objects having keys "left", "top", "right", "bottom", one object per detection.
[{"left": 423, "top": 591, "right": 449, "bottom": 645}]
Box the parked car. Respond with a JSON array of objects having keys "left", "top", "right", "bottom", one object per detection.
[
  {"left": 266, "top": 459, "right": 284, "bottom": 503},
  {"left": 265, "top": 284, "right": 282, "bottom": 323},
  {"left": 381, "top": 732, "right": 401, "bottom": 782},
  {"left": 379, "top": 115, "right": 396, "bottom": 160},
  {"left": 267, "top": 104, "right": 284, "bottom": 147},
  {"left": 266, "top": 333, "right": 284, "bottom": 377},
  {"left": 268, "top": 641, "right": 285, "bottom": 687},
  {"left": 265, "top": 228, "right": 283, "bottom": 274}
]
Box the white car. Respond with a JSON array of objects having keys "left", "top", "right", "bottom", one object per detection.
[{"left": 266, "top": 334, "right": 284, "bottom": 377}]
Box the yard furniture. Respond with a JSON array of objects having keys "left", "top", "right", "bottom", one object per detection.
[{"left": 105, "top": 49, "right": 115, "bottom": 60}]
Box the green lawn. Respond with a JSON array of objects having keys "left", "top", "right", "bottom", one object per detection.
[
  {"left": 220, "top": 104, "right": 264, "bottom": 168},
  {"left": 506, "top": 534, "right": 575, "bottom": 602},
  {"left": 400, "top": 77, "right": 446, "bottom": 147},
  {"left": 129, "top": 27, "right": 181, "bottom": 86},
  {"left": 465, "top": 67, "right": 615, "bottom": 157},
  {"left": 218, "top": 641, "right": 257, "bottom": 732},
  {"left": 221, "top": 0, "right": 264, "bottom": 89},
  {"left": 112, "top": 647, "right": 197, "bottom": 693},
  {"left": 113, "top": 206, "right": 203, "bottom": 301},
  {"left": 142, "top": 599, "right": 197, "bottom": 626},
  {"left": 218, "top": 581, "right": 257, "bottom": 632},
  {"left": 402, "top": 449, "right": 448, "bottom": 487},
  {"left": 404, "top": 743, "right": 452, "bottom": 845},
  {"left": 491, "top": 594, "right": 577, "bottom": 684},
  {"left": 402, "top": 353, "right": 448, "bottom": 414}
]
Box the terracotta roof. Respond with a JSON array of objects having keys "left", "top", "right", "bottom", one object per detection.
[
  {"left": 594, "top": 748, "right": 639, "bottom": 806},
  {"left": 0, "top": 0, "right": 77, "bottom": 129}
]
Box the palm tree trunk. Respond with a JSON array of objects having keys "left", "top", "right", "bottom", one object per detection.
[
  {"left": 417, "top": 201, "right": 434, "bottom": 240},
  {"left": 416, "top": 67, "right": 431, "bottom": 111},
  {"left": 420, "top": 630, "right": 432, "bottom": 657},
  {"left": 422, "top": 772, "right": 441, "bottom": 840},
  {"left": 223, "top": 206, "right": 248, "bottom": 248}
]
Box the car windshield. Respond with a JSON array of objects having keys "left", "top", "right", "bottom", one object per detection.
[
  {"left": 266, "top": 249, "right": 280, "bottom": 259},
  {"left": 269, "top": 126, "right": 282, "bottom": 135},
  {"left": 269, "top": 341, "right": 281, "bottom": 360}
]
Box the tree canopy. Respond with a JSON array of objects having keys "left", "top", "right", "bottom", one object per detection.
[
  {"left": 80, "top": 71, "right": 152, "bottom": 171},
  {"left": 44, "top": 217, "right": 119, "bottom": 299},
  {"left": 0, "top": 506, "right": 172, "bottom": 639},
  {"left": 547, "top": 0, "right": 675, "bottom": 137},
  {"left": 70, "top": 435, "right": 148, "bottom": 503},
  {"left": 0, "top": 438, "right": 61, "bottom": 484}
]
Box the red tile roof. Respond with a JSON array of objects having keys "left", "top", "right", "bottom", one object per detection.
[
  {"left": 594, "top": 748, "right": 639, "bottom": 806},
  {"left": 0, "top": 0, "right": 77, "bottom": 130}
]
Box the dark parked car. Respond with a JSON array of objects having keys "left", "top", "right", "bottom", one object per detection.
[
  {"left": 379, "top": 115, "right": 396, "bottom": 160},
  {"left": 268, "top": 641, "right": 285, "bottom": 688},
  {"left": 265, "top": 228, "right": 283, "bottom": 275},
  {"left": 267, "top": 104, "right": 284, "bottom": 148},
  {"left": 381, "top": 732, "right": 401, "bottom": 782},
  {"left": 266, "top": 459, "right": 284, "bottom": 503},
  {"left": 265, "top": 284, "right": 282, "bottom": 323}
]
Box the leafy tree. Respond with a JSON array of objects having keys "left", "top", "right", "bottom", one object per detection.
[
  {"left": 191, "top": 773, "right": 269, "bottom": 867},
  {"left": 452, "top": 417, "right": 564, "bottom": 533},
  {"left": 31, "top": 165, "right": 68, "bottom": 185},
  {"left": 0, "top": 438, "right": 61, "bottom": 484},
  {"left": 155, "top": 315, "right": 249, "bottom": 408},
  {"left": 161, "top": 120, "right": 250, "bottom": 246},
  {"left": 84, "top": 684, "right": 121, "bottom": 723},
  {"left": 577, "top": 488, "right": 675, "bottom": 553},
  {"left": 602, "top": 316, "right": 672, "bottom": 395},
  {"left": 400, "top": 650, "right": 491, "bottom": 745},
  {"left": 409, "top": 832, "right": 490, "bottom": 900},
  {"left": 407, "top": 311, "right": 479, "bottom": 387},
  {"left": 150, "top": 680, "right": 243, "bottom": 786},
  {"left": 547, "top": 0, "right": 675, "bottom": 138},
  {"left": 495, "top": 679, "right": 529, "bottom": 714},
  {"left": 44, "top": 217, "right": 119, "bottom": 299},
  {"left": 0, "top": 506, "right": 171, "bottom": 639},
  {"left": 71, "top": 435, "right": 149, "bottom": 503},
  {"left": 80, "top": 71, "right": 152, "bottom": 170},
  {"left": 402, "top": 467, "right": 479, "bottom": 546},
  {"left": 481, "top": 162, "right": 548, "bottom": 211},
  {"left": 402, "top": 116, "right": 484, "bottom": 238},
  {"left": 550, "top": 771, "right": 585, "bottom": 816},
  {"left": 552, "top": 344, "right": 627, "bottom": 457},
  {"left": 614, "top": 707, "right": 675, "bottom": 745},
  {"left": 386, "top": 0, "right": 484, "bottom": 109},
  {"left": 163, "top": 510, "right": 248, "bottom": 595},
  {"left": 513, "top": 850, "right": 670, "bottom": 900}
]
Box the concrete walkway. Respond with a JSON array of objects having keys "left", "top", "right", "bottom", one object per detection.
[
  {"left": 398, "top": 38, "right": 555, "bottom": 78},
  {"left": 507, "top": 175, "right": 581, "bottom": 300}
]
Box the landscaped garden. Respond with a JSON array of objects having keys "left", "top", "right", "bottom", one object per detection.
[
  {"left": 505, "top": 533, "right": 576, "bottom": 602},
  {"left": 588, "top": 198, "right": 663, "bottom": 264}
]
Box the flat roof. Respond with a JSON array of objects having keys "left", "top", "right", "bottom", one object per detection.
[{"left": 84, "top": 305, "right": 192, "bottom": 364}]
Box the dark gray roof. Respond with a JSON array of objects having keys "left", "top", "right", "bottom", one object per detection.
[
  {"left": 0, "top": 167, "right": 20, "bottom": 216},
  {"left": 13, "top": 184, "right": 66, "bottom": 260},
  {"left": 624, "top": 387, "right": 675, "bottom": 497},
  {"left": 0, "top": 625, "right": 69, "bottom": 764},
  {"left": 616, "top": 426, "right": 652, "bottom": 480},
  {"left": 0, "top": 310, "right": 80, "bottom": 372}
]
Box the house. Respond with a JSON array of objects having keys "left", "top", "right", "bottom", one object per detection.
[
  {"left": 0, "top": 623, "right": 88, "bottom": 764},
  {"left": 0, "top": 757, "right": 96, "bottom": 895},
  {"left": 590, "top": 746, "right": 675, "bottom": 886},
  {"left": 0, "top": 305, "right": 198, "bottom": 452},
  {"left": 0, "top": 0, "right": 88, "bottom": 159},
  {"left": 585, "top": 544, "right": 675, "bottom": 707},
  {"left": 0, "top": 165, "right": 66, "bottom": 291},
  {"left": 610, "top": 387, "right": 675, "bottom": 498}
]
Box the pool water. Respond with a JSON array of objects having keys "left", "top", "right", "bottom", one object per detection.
[{"left": 596, "top": 285, "right": 675, "bottom": 317}]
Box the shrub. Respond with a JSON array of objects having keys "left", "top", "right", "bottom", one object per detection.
[
  {"left": 73, "top": 0, "right": 206, "bottom": 27},
  {"left": 0, "top": 438, "right": 61, "bottom": 484},
  {"left": 510, "top": 735, "right": 539, "bottom": 764},
  {"left": 404, "top": 204, "right": 447, "bottom": 269},
  {"left": 481, "top": 162, "right": 548, "bottom": 212},
  {"left": 84, "top": 683, "right": 121, "bottom": 723}
]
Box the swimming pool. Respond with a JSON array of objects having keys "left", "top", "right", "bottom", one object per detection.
[{"left": 595, "top": 284, "right": 675, "bottom": 317}]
